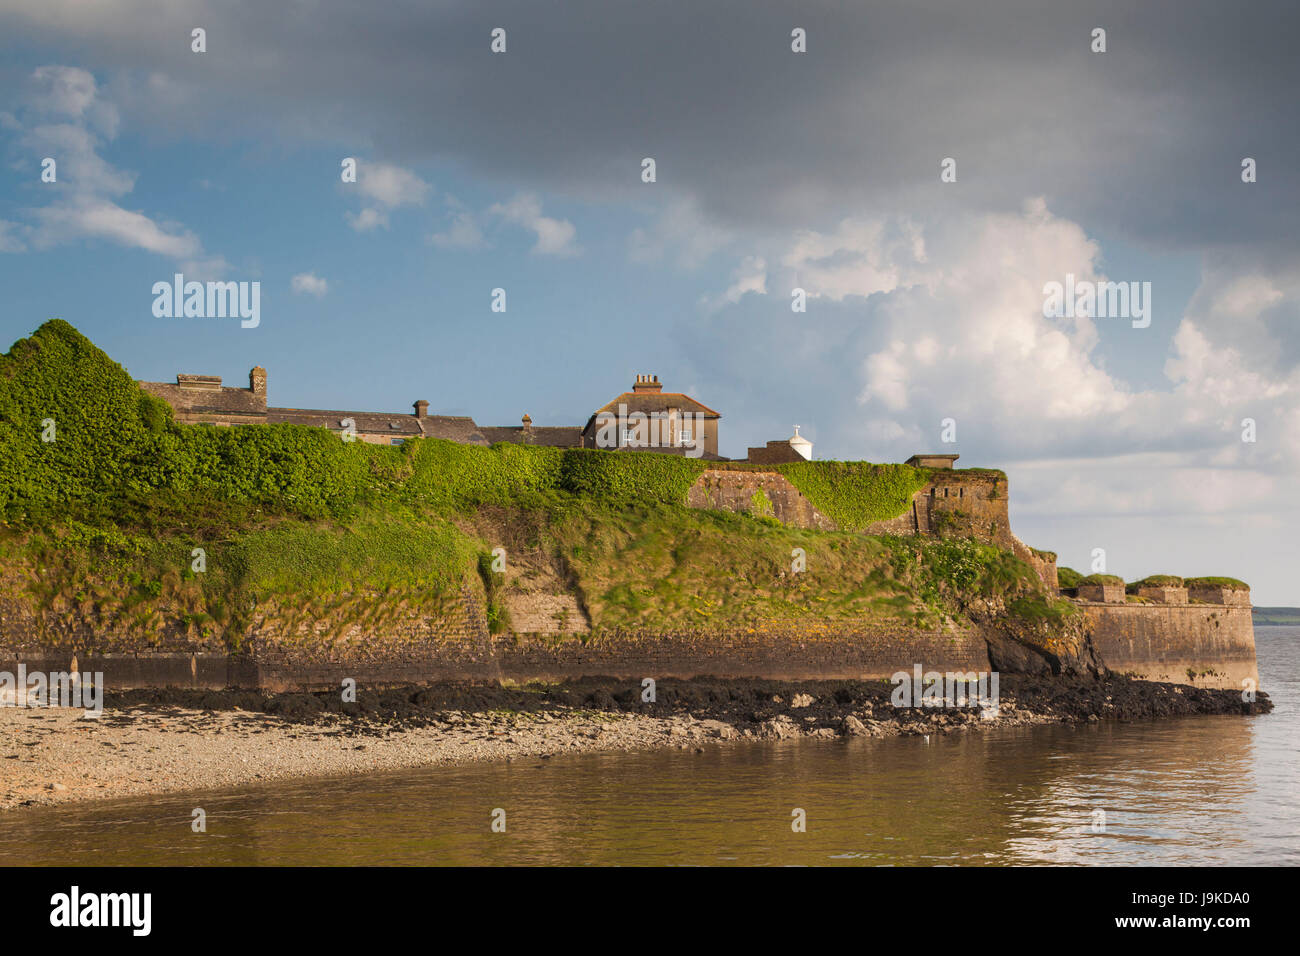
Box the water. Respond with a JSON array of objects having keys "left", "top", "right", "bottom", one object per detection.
[{"left": 3, "top": 628, "right": 1297, "bottom": 866}]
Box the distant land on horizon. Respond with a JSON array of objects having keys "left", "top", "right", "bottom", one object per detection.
[{"left": 1253, "top": 607, "right": 1300, "bottom": 626}]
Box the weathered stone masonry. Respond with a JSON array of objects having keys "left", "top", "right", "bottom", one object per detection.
[{"left": 1082, "top": 602, "right": 1257, "bottom": 690}]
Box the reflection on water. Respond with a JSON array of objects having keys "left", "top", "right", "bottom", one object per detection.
[{"left": 3, "top": 628, "right": 1297, "bottom": 866}]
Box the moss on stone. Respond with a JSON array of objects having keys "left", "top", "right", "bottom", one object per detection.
[{"left": 1184, "top": 576, "right": 1249, "bottom": 591}]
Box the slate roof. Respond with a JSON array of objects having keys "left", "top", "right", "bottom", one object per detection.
[
  {"left": 589, "top": 392, "right": 721, "bottom": 418},
  {"left": 478, "top": 425, "right": 584, "bottom": 447},
  {"left": 139, "top": 380, "right": 265, "bottom": 417},
  {"left": 267, "top": 407, "right": 489, "bottom": 444}
]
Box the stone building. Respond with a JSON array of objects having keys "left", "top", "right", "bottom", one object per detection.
[
  {"left": 746, "top": 425, "right": 813, "bottom": 464},
  {"left": 905, "top": 453, "right": 959, "bottom": 469},
  {"left": 138, "top": 368, "right": 270, "bottom": 427},
  {"left": 139, "top": 368, "right": 490, "bottom": 445},
  {"left": 138, "top": 368, "right": 681, "bottom": 450},
  {"left": 479, "top": 415, "right": 583, "bottom": 448},
  {"left": 580, "top": 374, "right": 723, "bottom": 459}
]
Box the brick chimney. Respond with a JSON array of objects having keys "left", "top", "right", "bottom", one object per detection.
[
  {"left": 632, "top": 373, "right": 662, "bottom": 394},
  {"left": 249, "top": 367, "right": 267, "bottom": 410},
  {"left": 413, "top": 400, "right": 429, "bottom": 419}
]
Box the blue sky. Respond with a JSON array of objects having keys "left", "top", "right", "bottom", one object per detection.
[{"left": 2, "top": 0, "right": 1298, "bottom": 602}]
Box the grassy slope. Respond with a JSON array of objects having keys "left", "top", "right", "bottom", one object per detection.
[{"left": 1, "top": 320, "right": 1068, "bottom": 648}]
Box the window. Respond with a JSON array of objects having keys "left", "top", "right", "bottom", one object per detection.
[
  {"left": 679, "top": 426, "right": 693, "bottom": 445},
  {"left": 390, "top": 438, "right": 405, "bottom": 446}
]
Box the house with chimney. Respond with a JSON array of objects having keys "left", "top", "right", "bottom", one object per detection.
[
  {"left": 139, "top": 368, "right": 487, "bottom": 445},
  {"left": 581, "top": 374, "right": 723, "bottom": 458},
  {"left": 139, "top": 366, "right": 963, "bottom": 473},
  {"left": 140, "top": 369, "right": 720, "bottom": 455}
]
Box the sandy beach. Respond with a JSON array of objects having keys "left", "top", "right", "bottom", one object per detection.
[
  {"left": 1, "top": 705, "right": 727, "bottom": 810},
  {"left": 0, "top": 675, "right": 1267, "bottom": 811}
]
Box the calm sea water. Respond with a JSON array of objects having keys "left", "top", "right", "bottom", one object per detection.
[{"left": 3, "top": 627, "right": 1297, "bottom": 866}]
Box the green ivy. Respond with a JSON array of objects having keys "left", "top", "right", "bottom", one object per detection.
[
  {"left": 0, "top": 322, "right": 980, "bottom": 535},
  {"left": 774, "top": 460, "right": 931, "bottom": 529}
]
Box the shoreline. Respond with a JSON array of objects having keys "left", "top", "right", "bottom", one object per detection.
[{"left": 1, "top": 675, "right": 1270, "bottom": 812}]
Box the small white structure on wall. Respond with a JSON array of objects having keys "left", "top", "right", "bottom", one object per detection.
[{"left": 789, "top": 425, "right": 813, "bottom": 460}]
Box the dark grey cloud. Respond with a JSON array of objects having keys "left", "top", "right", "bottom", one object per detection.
[{"left": 3, "top": 0, "right": 1296, "bottom": 252}]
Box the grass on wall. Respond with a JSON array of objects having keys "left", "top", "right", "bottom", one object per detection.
[
  {"left": 1080, "top": 573, "right": 1124, "bottom": 586},
  {"left": 550, "top": 501, "right": 1043, "bottom": 631},
  {"left": 1126, "top": 575, "right": 1184, "bottom": 592},
  {"left": 1056, "top": 567, "right": 1083, "bottom": 588},
  {"left": 773, "top": 460, "right": 931, "bottom": 530},
  {"left": 1183, "top": 576, "right": 1250, "bottom": 591}
]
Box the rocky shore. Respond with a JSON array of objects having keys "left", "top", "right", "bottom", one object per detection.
[{"left": 1, "top": 675, "right": 1270, "bottom": 811}]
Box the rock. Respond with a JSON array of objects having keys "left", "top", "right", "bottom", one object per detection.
[
  {"left": 791, "top": 694, "right": 815, "bottom": 709},
  {"left": 984, "top": 631, "right": 1054, "bottom": 675},
  {"left": 47, "top": 782, "right": 68, "bottom": 791},
  {"left": 759, "top": 716, "right": 798, "bottom": 739},
  {"left": 702, "top": 720, "right": 737, "bottom": 740},
  {"left": 842, "top": 715, "right": 869, "bottom": 737}
]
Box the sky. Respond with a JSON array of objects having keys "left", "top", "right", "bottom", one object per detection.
[{"left": 1, "top": 1, "right": 1297, "bottom": 603}]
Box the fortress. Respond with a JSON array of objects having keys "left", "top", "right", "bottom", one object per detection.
[
  {"left": 0, "top": 325, "right": 1260, "bottom": 698},
  {"left": 53, "top": 367, "right": 1270, "bottom": 695}
]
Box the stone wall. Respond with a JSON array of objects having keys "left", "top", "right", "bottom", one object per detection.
[
  {"left": 686, "top": 469, "right": 835, "bottom": 530},
  {"left": 1135, "top": 586, "right": 1188, "bottom": 604},
  {"left": 0, "top": 587, "right": 991, "bottom": 691},
  {"left": 3, "top": 589, "right": 1261, "bottom": 694},
  {"left": 1081, "top": 602, "right": 1258, "bottom": 690},
  {"left": 212, "top": 620, "right": 994, "bottom": 691},
  {"left": 1189, "top": 586, "right": 1251, "bottom": 606},
  {"left": 0, "top": 650, "right": 235, "bottom": 691},
  {"left": 684, "top": 467, "right": 1026, "bottom": 553},
  {"left": 746, "top": 442, "right": 804, "bottom": 464},
  {"left": 1078, "top": 583, "right": 1125, "bottom": 603}
]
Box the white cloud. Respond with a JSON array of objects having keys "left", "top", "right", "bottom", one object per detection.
[
  {"left": 702, "top": 198, "right": 1300, "bottom": 529},
  {"left": 29, "top": 65, "right": 118, "bottom": 135},
  {"left": 291, "top": 272, "right": 329, "bottom": 297},
  {"left": 782, "top": 217, "right": 927, "bottom": 301},
  {"left": 701, "top": 255, "right": 767, "bottom": 312},
  {"left": 358, "top": 162, "right": 431, "bottom": 207},
  {"left": 8, "top": 65, "right": 221, "bottom": 269},
  {"left": 31, "top": 197, "right": 201, "bottom": 258},
  {"left": 488, "top": 193, "right": 579, "bottom": 256},
  {"left": 347, "top": 161, "right": 431, "bottom": 232},
  {"left": 430, "top": 197, "right": 486, "bottom": 250}
]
